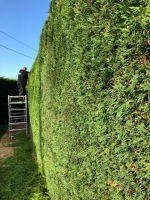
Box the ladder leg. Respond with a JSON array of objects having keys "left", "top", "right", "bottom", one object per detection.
[{"left": 8, "top": 95, "right": 11, "bottom": 138}]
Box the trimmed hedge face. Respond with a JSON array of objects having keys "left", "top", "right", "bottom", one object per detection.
[{"left": 28, "top": 0, "right": 150, "bottom": 199}]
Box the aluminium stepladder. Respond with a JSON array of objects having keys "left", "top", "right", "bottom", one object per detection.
[{"left": 8, "top": 95, "right": 29, "bottom": 140}]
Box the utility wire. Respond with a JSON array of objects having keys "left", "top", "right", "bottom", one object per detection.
[
  {"left": 0, "top": 31, "right": 38, "bottom": 52},
  {"left": 0, "top": 45, "right": 35, "bottom": 60}
]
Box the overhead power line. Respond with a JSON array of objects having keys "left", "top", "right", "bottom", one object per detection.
[
  {"left": 0, "top": 45, "right": 35, "bottom": 60},
  {"left": 0, "top": 31, "right": 38, "bottom": 52}
]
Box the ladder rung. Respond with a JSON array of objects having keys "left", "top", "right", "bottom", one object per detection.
[
  {"left": 9, "top": 95, "right": 26, "bottom": 97},
  {"left": 10, "top": 128, "right": 27, "bottom": 131},
  {"left": 10, "top": 119, "right": 25, "bottom": 121},
  {"left": 10, "top": 108, "right": 26, "bottom": 111},
  {"left": 10, "top": 115, "right": 26, "bottom": 118},
  {"left": 10, "top": 122, "right": 27, "bottom": 125},
  {"left": 9, "top": 102, "right": 25, "bottom": 104},
  {"left": 10, "top": 114, "right": 25, "bottom": 116}
]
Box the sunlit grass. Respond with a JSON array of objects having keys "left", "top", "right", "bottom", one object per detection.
[{"left": 0, "top": 125, "right": 51, "bottom": 200}]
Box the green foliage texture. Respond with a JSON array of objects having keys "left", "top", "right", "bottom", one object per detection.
[
  {"left": 0, "top": 77, "right": 18, "bottom": 124},
  {"left": 27, "top": 0, "right": 150, "bottom": 199}
]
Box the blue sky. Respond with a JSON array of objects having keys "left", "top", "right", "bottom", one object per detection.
[{"left": 0, "top": 0, "right": 51, "bottom": 80}]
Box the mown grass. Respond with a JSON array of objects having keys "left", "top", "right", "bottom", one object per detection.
[{"left": 0, "top": 124, "right": 51, "bottom": 200}]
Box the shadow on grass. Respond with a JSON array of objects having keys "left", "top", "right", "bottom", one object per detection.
[{"left": 0, "top": 129, "right": 51, "bottom": 200}]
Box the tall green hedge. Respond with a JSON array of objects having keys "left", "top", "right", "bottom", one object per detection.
[
  {"left": 28, "top": 0, "right": 150, "bottom": 199},
  {"left": 0, "top": 77, "right": 18, "bottom": 124},
  {"left": 0, "top": 77, "right": 18, "bottom": 103}
]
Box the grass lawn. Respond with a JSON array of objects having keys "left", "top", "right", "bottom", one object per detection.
[{"left": 0, "top": 124, "right": 51, "bottom": 200}]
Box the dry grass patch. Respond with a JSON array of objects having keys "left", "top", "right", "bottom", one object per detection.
[{"left": 0, "top": 125, "right": 27, "bottom": 161}]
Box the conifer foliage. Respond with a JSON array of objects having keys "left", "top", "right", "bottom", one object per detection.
[{"left": 28, "top": 0, "right": 150, "bottom": 199}]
